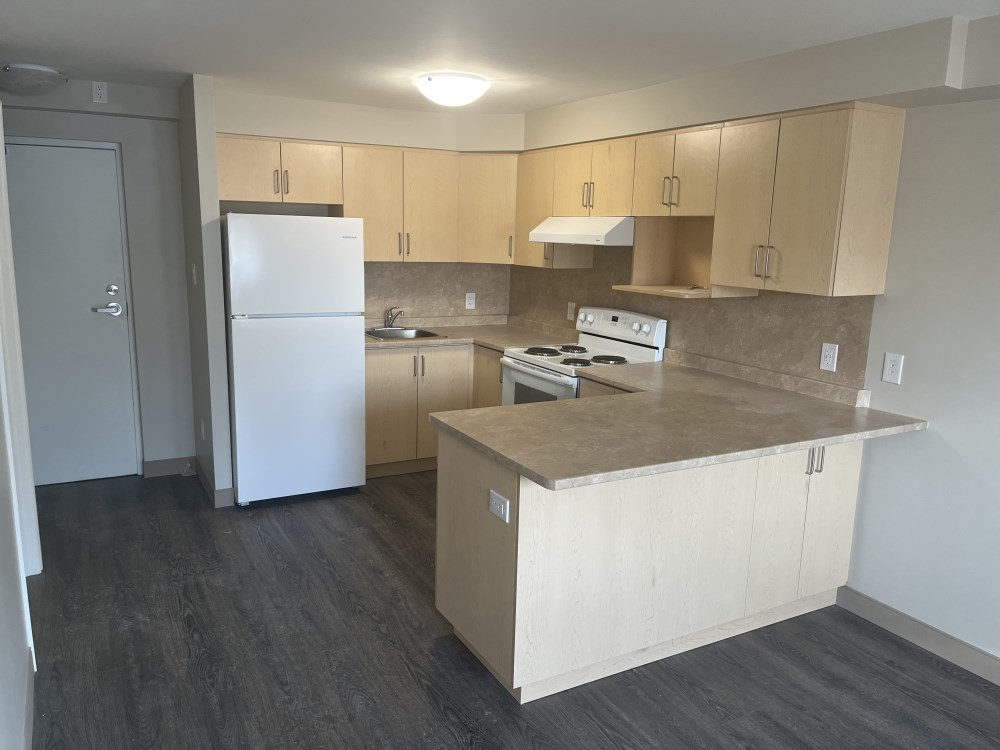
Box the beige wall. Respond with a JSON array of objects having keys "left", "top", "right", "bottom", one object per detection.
[
  {"left": 2, "top": 108, "right": 195, "bottom": 466},
  {"left": 179, "top": 76, "right": 233, "bottom": 501},
  {"left": 215, "top": 87, "right": 524, "bottom": 151},
  {"left": 0, "top": 79, "right": 179, "bottom": 120},
  {"left": 365, "top": 262, "right": 510, "bottom": 327},
  {"left": 850, "top": 98, "right": 1000, "bottom": 657},
  {"left": 523, "top": 18, "right": 968, "bottom": 149},
  {"left": 509, "top": 249, "right": 874, "bottom": 389}
]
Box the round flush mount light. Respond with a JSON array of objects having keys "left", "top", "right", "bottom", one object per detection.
[
  {"left": 0, "top": 63, "right": 69, "bottom": 96},
  {"left": 414, "top": 72, "right": 491, "bottom": 107}
]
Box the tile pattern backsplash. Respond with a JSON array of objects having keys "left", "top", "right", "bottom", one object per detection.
[
  {"left": 365, "top": 262, "right": 511, "bottom": 325},
  {"left": 508, "top": 247, "right": 875, "bottom": 389}
]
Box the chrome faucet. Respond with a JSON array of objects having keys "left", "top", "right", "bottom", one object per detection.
[{"left": 384, "top": 306, "right": 404, "bottom": 328}]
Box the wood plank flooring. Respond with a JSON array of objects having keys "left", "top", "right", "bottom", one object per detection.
[{"left": 29, "top": 473, "right": 1000, "bottom": 749}]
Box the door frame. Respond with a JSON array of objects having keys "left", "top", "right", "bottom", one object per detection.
[{"left": 4, "top": 137, "right": 144, "bottom": 476}]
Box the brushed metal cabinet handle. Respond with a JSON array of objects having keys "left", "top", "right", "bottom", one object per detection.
[
  {"left": 543, "top": 243, "right": 550, "bottom": 261},
  {"left": 421, "top": 354, "right": 426, "bottom": 377},
  {"left": 589, "top": 181, "right": 595, "bottom": 209},
  {"left": 753, "top": 245, "right": 762, "bottom": 278},
  {"left": 406, "top": 232, "right": 411, "bottom": 256},
  {"left": 397, "top": 232, "right": 403, "bottom": 256},
  {"left": 273, "top": 169, "right": 280, "bottom": 194},
  {"left": 413, "top": 355, "right": 418, "bottom": 377},
  {"left": 815, "top": 446, "right": 826, "bottom": 473},
  {"left": 672, "top": 176, "right": 680, "bottom": 206},
  {"left": 805, "top": 448, "right": 815, "bottom": 475},
  {"left": 582, "top": 182, "right": 587, "bottom": 208},
  {"left": 282, "top": 169, "right": 289, "bottom": 195},
  {"left": 763, "top": 245, "right": 773, "bottom": 279},
  {"left": 508, "top": 235, "right": 513, "bottom": 258}
]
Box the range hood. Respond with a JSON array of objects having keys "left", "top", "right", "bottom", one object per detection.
[{"left": 529, "top": 216, "right": 635, "bottom": 246}]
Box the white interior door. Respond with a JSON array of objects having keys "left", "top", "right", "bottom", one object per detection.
[{"left": 5, "top": 141, "right": 140, "bottom": 485}]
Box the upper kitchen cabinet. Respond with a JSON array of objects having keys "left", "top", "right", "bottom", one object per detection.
[
  {"left": 217, "top": 136, "right": 282, "bottom": 203},
  {"left": 216, "top": 135, "right": 343, "bottom": 204},
  {"left": 513, "top": 149, "right": 594, "bottom": 270},
  {"left": 343, "top": 146, "right": 404, "bottom": 262},
  {"left": 552, "top": 139, "right": 635, "bottom": 217},
  {"left": 710, "top": 104, "right": 904, "bottom": 296},
  {"left": 632, "top": 128, "right": 720, "bottom": 217},
  {"left": 458, "top": 153, "right": 518, "bottom": 264},
  {"left": 403, "top": 150, "right": 460, "bottom": 263}
]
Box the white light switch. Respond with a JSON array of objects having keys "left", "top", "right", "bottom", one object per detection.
[
  {"left": 465, "top": 292, "right": 476, "bottom": 310},
  {"left": 489, "top": 490, "right": 510, "bottom": 523},
  {"left": 567, "top": 302, "right": 576, "bottom": 321}
]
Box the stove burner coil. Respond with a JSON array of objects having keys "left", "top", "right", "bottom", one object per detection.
[
  {"left": 560, "top": 344, "right": 587, "bottom": 354},
  {"left": 561, "top": 357, "right": 591, "bottom": 366},
  {"left": 591, "top": 354, "right": 627, "bottom": 365},
  {"left": 524, "top": 347, "right": 561, "bottom": 357}
]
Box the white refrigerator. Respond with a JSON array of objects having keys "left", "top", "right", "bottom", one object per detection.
[{"left": 223, "top": 214, "right": 366, "bottom": 505}]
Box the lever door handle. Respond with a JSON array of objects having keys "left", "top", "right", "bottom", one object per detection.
[{"left": 92, "top": 302, "right": 122, "bottom": 316}]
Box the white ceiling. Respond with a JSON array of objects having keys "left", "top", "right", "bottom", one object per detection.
[{"left": 4, "top": 0, "right": 1000, "bottom": 113}]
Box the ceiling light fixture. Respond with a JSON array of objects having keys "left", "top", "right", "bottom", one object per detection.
[
  {"left": 0, "top": 63, "right": 69, "bottom": 96},
  {"left": 414, "top": 72, "right": 491, "bottom": 107}
]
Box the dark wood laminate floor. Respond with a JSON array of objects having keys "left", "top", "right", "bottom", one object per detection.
[{"left": 29, "top": 473, "right": 1000, "bottom": 750}]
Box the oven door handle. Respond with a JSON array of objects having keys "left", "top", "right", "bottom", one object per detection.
[{"left": 500, "top": 356, "right": 579, "bottom": 387}]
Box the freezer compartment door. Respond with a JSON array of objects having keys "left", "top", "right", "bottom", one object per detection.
[
  {"left": 229, "top": 315, "right": 365, "bottom": 503},
  {"left": 225, "top": 214, "right": 364, "bottom": 316}
]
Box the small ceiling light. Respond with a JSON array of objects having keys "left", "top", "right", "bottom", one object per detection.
[
  {"left": 0, "top": 63, "right": 69, "bottom": 96},
  {"left": 414, "top": 72, "right": 491, "bottom": 107}
]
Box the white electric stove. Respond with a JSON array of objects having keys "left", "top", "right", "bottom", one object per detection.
[{"left": 501, "top": 307, "right": 667, "bottom": 404}]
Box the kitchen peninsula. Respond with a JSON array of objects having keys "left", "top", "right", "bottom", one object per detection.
[{"left": 430, "top": 362, "right": 925, "bottom": 703}]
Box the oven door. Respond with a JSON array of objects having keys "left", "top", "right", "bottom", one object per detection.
[{"left": 501, "top": 356, "right": 579, "bottom": 405}]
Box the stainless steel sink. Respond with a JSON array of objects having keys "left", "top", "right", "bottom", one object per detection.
[{"left": 366, "top": 327, "right": 443, "bottom": 340}]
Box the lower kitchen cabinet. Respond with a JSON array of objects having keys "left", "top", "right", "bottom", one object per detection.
[
  {"left": 472, "top": 345, "right": 503, "bottom": 408},
  {"left": 417, "top": 346, "right": 472, "bottom": 459},
  {"left": 365, "top": 345, "right": 471, "bottom": 465},
  {"left": 745, "top": 440, "right": 863, "bottom": 615},
  {"left": 365, "top": 348, "right": 418, "bottom": 465}
]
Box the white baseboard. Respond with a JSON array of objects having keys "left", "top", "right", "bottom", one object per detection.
[
  {"left": 837, "top": 587, "right": 1000, "bottom": 686},
  {"left": 142, "top": 456, "right": 195, "bottom": 478}
]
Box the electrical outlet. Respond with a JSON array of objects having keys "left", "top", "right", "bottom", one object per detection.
[
  {"left": 488, "top": 490, "right": 510, "bottom": 523},
  {"left": 465, "top": 292, "right": 476, "bottom": 310},
  {"left": 820, "top": 342, "right": 839, "bottom": 372},
  {"left": 567, "top": 302, "right": 576, "bottom": 320},
  {"left": 92, "top": 81, "right": 108, "bottom": 104},
  {"left": 882, "top": 352, "right": 904, "bottom": 384}
]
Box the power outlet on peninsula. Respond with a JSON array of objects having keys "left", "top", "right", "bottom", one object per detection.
[
  {"left": 465, "top": 292, "right": 476, "bottom": 310},
  {"left": 820, "top": 342, "right": 839, "bottom": 372}
]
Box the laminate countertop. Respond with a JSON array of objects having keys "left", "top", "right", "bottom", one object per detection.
[
  {"left": 362, "top": 323, "right": 925, "bottom": 490},
  {"left": 363, "top": 324, "right": 547, "bottom": 352},
  {"left": 428, "top": 353, "right": 927, "bottom": 491}
]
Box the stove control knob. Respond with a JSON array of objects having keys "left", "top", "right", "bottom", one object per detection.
[
  {"left": 585, "top": 313, "right": 595, "bottom": 324},
  {"left": 577, "top": 312, "right": 586, "bottom": 323},
  {"left": 641, "top": 323, "right": 652, "bottom": 335},
  {"left": 631, "top": 322, "right": 641, "bottom": 332}
]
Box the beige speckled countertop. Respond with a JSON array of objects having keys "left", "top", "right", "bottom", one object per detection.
[
  {"left": 364, "top": 323, "right": 926, "bottom": 490},
  {"left": 364, "top": 323, "right": 547, "bottom": 352}
]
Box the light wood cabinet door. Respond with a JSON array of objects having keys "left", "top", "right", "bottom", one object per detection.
[
  {"left": 551, "top": 145, "right": 592, "bottom": 217},
  {"left": 578, "top": 379, "right": 616, "bottom": 398},
  {"left": 472, "top": 345, "right": 503, "bottom": 408},
  {"left": 709, "top": 120, "right": 779, "bottom": 290},
  {"left": 403, "top": 151, "right": 459, "bottom": 262},
  {"left": 279, "top": 142, "right": 343, "bottom": 204},
  {"left": 766, "top": 110, "right": 851, "bottom": 296},
  {"left": 459, "top": 154, "right": 517, "bottom": 264},
  {"left": 589, "top": 139, "right": 635, "bottom": 216},
  {"left": 514, "top": 150, "right": 554, "bottom": 268},
  {"left": 216, "top": 136, "right": 282, "bottom": 202},
  {"left": 745, "top": 450, "right": 811, "bottom": 616},
  {"left": 365, "top": 348, "right": 418, "bottom": 465},
  {"left": 343, "top": 146, "right": 404, "bottom": 262},
  {"left": 799, "top": 441, "right": 863, "bottom": 598},
  {"left": 417, "top": 346, "right": 471, "bottom": 459},
  {"left": 672, "top": 129, "right": 721, "bottom": 216},
  {"left": 632, "top": 134, "right": 675, "bottom": 217}
]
